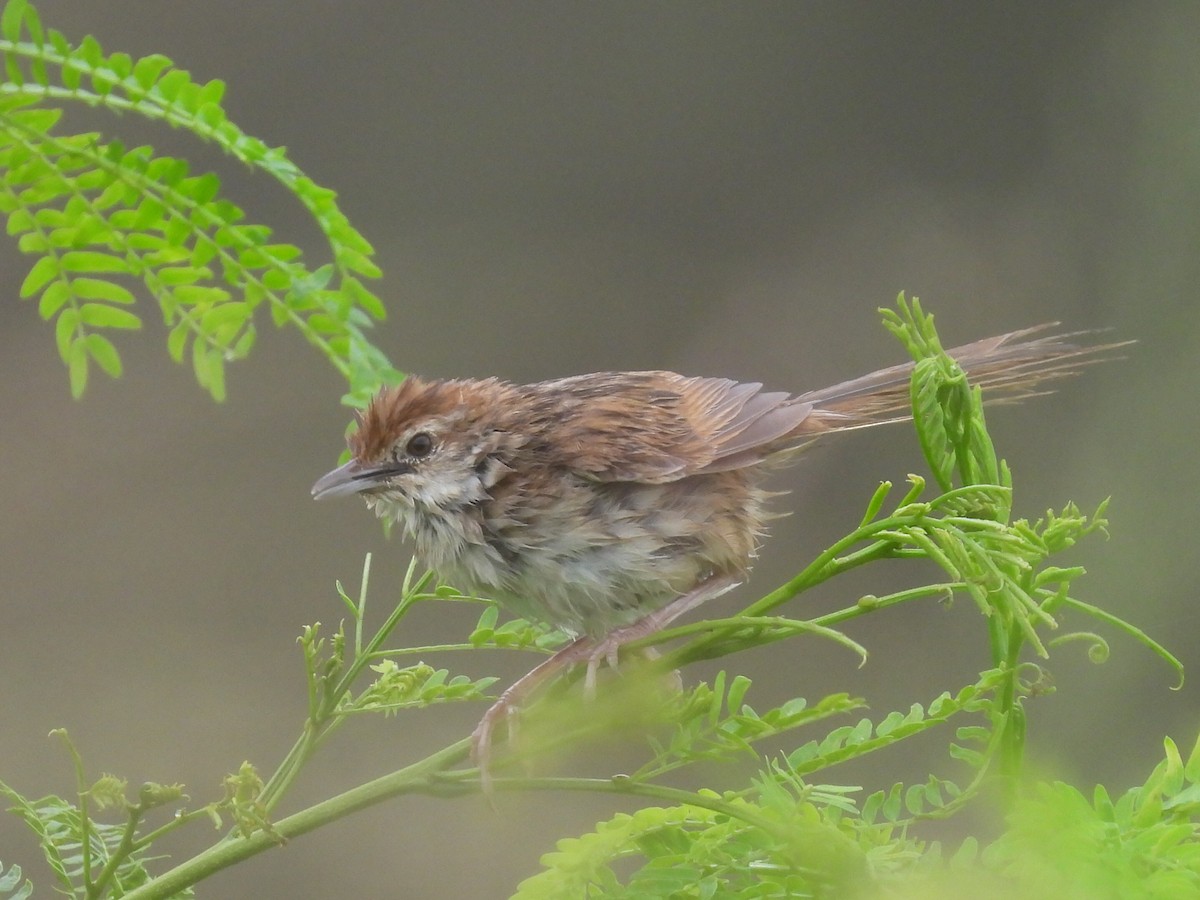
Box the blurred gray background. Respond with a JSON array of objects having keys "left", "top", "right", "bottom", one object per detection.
[{"left": 2, "top": 2, "right": 1198, "bottom": 897}]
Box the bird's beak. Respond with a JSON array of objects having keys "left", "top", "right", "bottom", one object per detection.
[{"left": 311, "top": 459, "right": 406, "bottom": 500}]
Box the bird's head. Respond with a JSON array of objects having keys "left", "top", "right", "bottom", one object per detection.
[{"left": 311, "top": 377, "right": 517, "bottom": 517}]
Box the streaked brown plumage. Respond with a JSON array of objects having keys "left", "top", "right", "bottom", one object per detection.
[{"left": 311, "top": 324, "right": 1119, "bottom": 782}]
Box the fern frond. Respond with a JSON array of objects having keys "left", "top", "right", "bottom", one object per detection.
[
  {"left": 0, "top": 0, "right": 399, "bottom": 401},
  {"left": 345, "top": 660, "right": 498, "bottom": 715},
  {"left": 0, "top": 859, "right": 33, "bottom": 900},
  {"left": 787, "top": 672, "right": 1001, "bottom": 778},
  {"left": 0, "top": 782, "right": 195, "bottom": 899},
  {"left": 636, "top": 673, "right": 865, "bottom": 781}
]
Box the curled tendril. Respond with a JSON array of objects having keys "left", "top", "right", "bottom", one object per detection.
[
  {"left": 1049, "top": 631, "right": 1111, "bottom": 665},
  {"left": 1014, "top": 662, "right": 1055, "bottom": 697}
]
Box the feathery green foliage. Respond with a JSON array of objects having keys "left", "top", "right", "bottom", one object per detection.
[
  {"left": 0, "top": 0, "right": 399, "bottom": 402},
  {"left": 0, "top": 2, "right": 1189, "bottom": 897},
  {"left": 0, "top": 744, "right": 194, "bottom": 899},
  {"left": 0, "top": 859, "right": 32, "bottom": 900},
  {"left": 2, "top": 295, "right": 1185, "bottom": 898}
]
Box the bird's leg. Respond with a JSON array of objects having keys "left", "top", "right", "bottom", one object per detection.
[
  {"left": 471, "top": 633, "right": 597, "bottom": 793},
  {"left": 583, "top": 574, "right": 741, "bottom": 696},
  {"left": 470, "top": 574, "right": 740, "bottom": 792}
]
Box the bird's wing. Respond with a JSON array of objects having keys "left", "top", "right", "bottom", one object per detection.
[{"left": 534, "top": 372, "right": 813, "bottom": 482}]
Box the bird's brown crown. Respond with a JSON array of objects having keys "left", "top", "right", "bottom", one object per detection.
[{"left": 349, "top": 376, "right": 509, "bottom": 462}]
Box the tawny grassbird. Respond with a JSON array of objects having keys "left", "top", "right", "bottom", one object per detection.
[{"left": 312, "top": 324, "right": 1115, "bottom": 780}]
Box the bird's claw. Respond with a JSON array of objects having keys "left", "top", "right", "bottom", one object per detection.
[{"left": 583, "top": 638, "right": 623, "bottom": 699}]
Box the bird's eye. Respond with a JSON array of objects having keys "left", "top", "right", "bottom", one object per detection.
[{"left": 405, "top": 432, "right": 434, "bottom": 459}]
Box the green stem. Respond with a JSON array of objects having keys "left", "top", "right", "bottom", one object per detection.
[
  {"left": 738, "top": 531, "right": 894, "bottom": 619},
  {"left": 121, "top": 740, "right": 473, "bottom": 900},
  {"left": 257, "top": 569, "right": 436, "bottom": 812},
  {"left": 1060, "top": 596, "right": 1185, "bottom": 688},
  {"left": 638, "top": 615, "right": 868, "bottom": 664},
  {"left": 333, "top": 571, "right": 434, "bottom": 699},
  {"left": 997, "top": 622, "right": 1027, "bottom": 797},
  {"left": 52, "top": 730, "right": 95, "bottom": 894},
  {"left": 811, "top": 583, "right": 960, "bottom": 626},
  {"left": 132, "top": 807, "right": 215, "bottom": 851},
  {"left": 88, "top": 805, "right": 144, "bottom": 899},
  {"left": 669, "top": 582, "right": 961, "bottom": 667},
  {"left": 256, "top": 724, "right": 321, "bottom": 815}
]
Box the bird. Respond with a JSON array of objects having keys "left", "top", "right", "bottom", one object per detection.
[{"left": 311, "top": 323, "right": 1118, "bottom": 783}]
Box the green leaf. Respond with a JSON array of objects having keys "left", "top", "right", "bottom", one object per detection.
[
  {"left": 726, "top": 675, "right": 752, "bottom": 715},
  {"left": 192, "top": 342, "right": 226, "bottom": 402},
  {"left": 107, "top": 52, "right": 133, "bottom": 79},
  {"left": 191, "top": 236, "right": 217, "bottom": 267},
  {"left": 175, "top": 285, "right": 230, "bottom": 306},
  {"left": 19, "top": 255, "right": 58, "bottom": 297},
  {"left": 5, "top": 208, "right": 34, "bottom": 235},
  {"left": 306, "top": 313, "right": 342, "bottom": 335},
  {"left": 86, "top": 333, "right": 122, "bottom": 377},
  {"left": 78, "top": 35, "right": 103, "bottom": 67},
  {"left": 132, "top": 53, "right": 174, "bottom": 90},
  {"left": 231, "top": 326, "right": 256, "bottom": 357},
  {"left": 60, "top": 250, "right": 130, "bottom": 274},
  {"left": 5, "top": 51, "right": 24, "bottom": 87},
  {"left": 70, "top": 277, "right": 136, "bottom": 304},
  {"left": 38, "top": 281, "right": 71, "bottom": 318},
  {"left": 948, "top": 743, "right": 984, "bottom": 767},
  {"left": 191, "top": 338, "right": 210, "bottom": 389},
  {"left": 875, "top": 710, "right": 905, "bottom": 738},
  {"left": 179, "top": 172, "right": 220, "bottom": 204},
  {"left": 905, "top": 783, "right": 927, "bottom": 815},
  {"left": 0, "top": 857, "right": 34, "bottom": 899},
  {"left": 153, "top": 68, "right": 190, "bottom": 101},
  {"left": 157, "top": 265, "right": 210, "bottom": 287},
  {"left": 60, "top": 52, "right": 82, "bottom": 90},
  {"left": 197, "top": 78, "right": 226, "bottom": 107},
  {"left": 206, "top": 352, "right": 226, "bottom": 401},
  {"left": 54, "top": 307, "right": 78, "bottom": 361},
  {"left": 269, "top": 298, "right": 290, "bottom": 327},
  {"left": 201, "top": 301, "right": 248, "bottom": 335},
  {"left": 344, "top": 276, "right": 386, "bottom": 320},
  {"left": 261, "top": 269, "right": 292, "bottom": 291},
  {"left": 91, "top": 69, "right": 116, "bottom": 97},
  {"left": 68, "top": 340, "right": 88, "bottom": 397},
  {"left": 167, "top": 322, "right": 189, "bottom": 363},
  {"left": 264, "top": 243, "right": 304, "bottom": 264},
  {"left": 18, "top": 103, "right": 63, "bottom": 133},
  {"left": 164, "top": 215, "right": 191, "bottom": 246},
  {"left": 337, "top": 247, "right": 382, "bottom": 278},
  {"left": 78, "top": 303, "right": 141, "bottom": 330},
  {"left": 17, "top": 232, "right": 47, "bottom": 253},
  {"left": 881, "top": 783, "right": 903, "bottom": 821},
  {"left": 130, "top": 196, "right": 166, "bottom": 229},
  {"left": 1, "top": 0, "right": 30, "bottom": 42}
]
